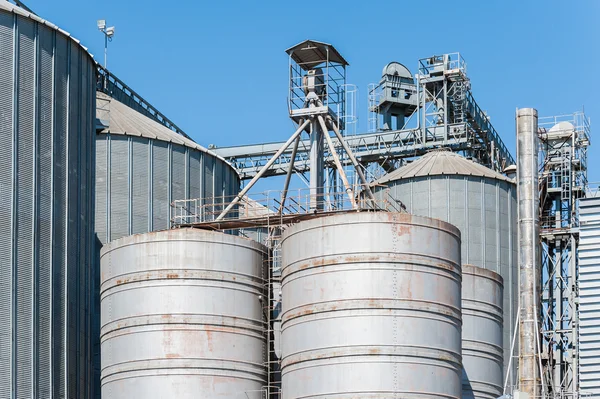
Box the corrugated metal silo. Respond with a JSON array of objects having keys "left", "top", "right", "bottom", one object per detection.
[
  {"left": 100, "top": 229, "right": 268, "bottom": 399},
  {"left": 280, "top": 212, "right": 462, "bottom": 399},
  {"left": 462, "top": 264, "right": 504, "bottom": 399},
  {"left": 0, "top": 2, "right": 96, "bottom": 397},
  {"left": 372, "top": 150, "right": 518, "bottom": 382},
  {"left": 579, "top": 197, "right": 600, "bottom": 396},
  {"left": 95, "top": 92, "right": 240, "bottom": 244}
]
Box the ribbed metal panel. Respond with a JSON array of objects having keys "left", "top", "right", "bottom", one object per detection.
[
  {"left": 100, "top": 229, "right": 268, "bottom": 399},
  {"left": 171, "top": 144, "right": 186, "bottom": 202},
  {"left": 95, "top": 137, "right": 107, "bottom": 245},
  {"left": 16, "top": 17, "right": 35, "bottom": 399},
  {"left": 204, "top": 154, "right": 214, "bottom": 200},
  {"left": 0, "top": 6, "right": 96, "bottom": 398},
  {"left": 95, "top": 131, "right": 239, "bottom": 243},
  {"left": 152, "top": 141, "right": 169, "bottom": 231},
  {"left": 131, "top": 137, "right": 149, "bottom": 235},
  {"left": 109, "top": 138, "right": 128, "bottom": 239},
  {"left": 373, "top": 169, "right": 518, "bottom": 383},
  {"left": 579, "top": 197, "right": 600, "bottom": 397},
  {"left": 37, "top": 24, "right": 53, "bottom": 399},
  {"left": 0, "top": 11, "right": 13, "bottom": 399},
  {"left": 281, "top": 212, "right": 463, "bottom": 399},
  {"left": 67, "top": 41, "right": 80, "bottom": 398},
  {"left": 53, "top": 31, "right": 68, "bottom": 399},
  {"left": 189, "top": 151, "right": 201, "bottom": 201}
]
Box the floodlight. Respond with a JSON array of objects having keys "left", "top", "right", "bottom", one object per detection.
[{"left": 97, "top": 19, "right": 106, "bottom": 30}]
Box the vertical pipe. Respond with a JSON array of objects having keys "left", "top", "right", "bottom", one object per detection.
[
  {"left": 516, "top": 108, "right": 541, "bottom": 398},
  {"left": 309, "top": 117, "right": 324, "bottom": 211}
]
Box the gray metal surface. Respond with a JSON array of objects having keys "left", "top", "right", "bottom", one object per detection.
[
  {"left": 371, "top": 150, "right": 518, "bottom": 384},
  {"left": 95, "top": 93, "right": 240, "bottom": 244},
  {"left": 462, "top": 265, "right": 504, "bottom": 399},
  {"left": 516, "top": 108, "right": 541, "bottom": 397},
  {"left": 579, "top": 197, "right": 600, "bottom": 397},
  {"left": 100, "top": 229, "right": 268, "bottom": 399},
  {"left": 280, "top": 212, "right": 462, "bottom": 399},
  {"left": 0, "top": 3, "right": 96, "bottom": 397}
]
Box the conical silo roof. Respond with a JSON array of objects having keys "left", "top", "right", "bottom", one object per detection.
[{"left": 372, "top": 150, "right": 513, "bottom": 185}]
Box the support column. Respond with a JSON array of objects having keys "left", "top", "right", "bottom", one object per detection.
[
  {"left": 517, "top": 108, "right": 541, "bottom": 398},
  {"left": 308, "top": 117, "right": 324, "bottom": 211}
]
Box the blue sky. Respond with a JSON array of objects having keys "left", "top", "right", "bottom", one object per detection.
[{"left": 30, "top": 0, "right": 600, "bottom": 185}]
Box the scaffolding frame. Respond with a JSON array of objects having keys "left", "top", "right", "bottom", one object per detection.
[{"left": 538, "top": 112, "right": 591, "bottom": 399}]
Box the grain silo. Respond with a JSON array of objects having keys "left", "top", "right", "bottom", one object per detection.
[
  {"left": 95, "top": 91, "right": 240, "bottom": 244},
  {"left": 280, "top": 212, "right": 462, "bottom": 399},
  {"left": 462, "top": 264, "right": 504, "bottom": 399},
  {"left": 100, "top": 229, "right": 268, "bottom": 399},
  {"left": 0, "top": 1, "right": 96, "bottom": 397},
  {"left": 372, "top": 149, "right": 517, "bottom": 383}
]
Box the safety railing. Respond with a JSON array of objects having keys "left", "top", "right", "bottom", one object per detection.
[{"left": 170, "top": 185, "right": 405, "bottom": 227}]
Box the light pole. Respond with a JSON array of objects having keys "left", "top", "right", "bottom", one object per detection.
[{"left": 97, "top": 20, "right": 115, "bottom": 68}]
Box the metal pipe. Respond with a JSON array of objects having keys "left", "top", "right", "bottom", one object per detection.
[
  {"left": 278, "top": 135, "right": 301, "bottom": 214},
  {"left": 215, "top": 119, "right": 310, "bottom": 221},
  {"left": 328, "top": 117, "right": 377, "bottom": 204},
  {"left": 317, "top": 115, "right": 356, "bottom": 209},
  {"left": 516, "top": 107, "right": 541, "bottom": 398}
]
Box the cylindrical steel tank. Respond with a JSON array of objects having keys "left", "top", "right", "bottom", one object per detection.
[
  {"left": 372, "top": 150, "right": 517, "bottom": 384},
  {"left": 100, "top": 229, "right": 268, "bottom": 399},
  {"left": 280, "top": 212, "right": 462, "bottom": 399},
  {"left": 0, "top": 3, "right": 96, "bottom": 398},
  {"left": 516, "top": 107, "right": 541, "bottom": 398},
  {"left": 462, "top": 264, "right": 504, "bottom": 399},
  {"left": 95, "top": 92, "right": 240, "bottom": 244}
]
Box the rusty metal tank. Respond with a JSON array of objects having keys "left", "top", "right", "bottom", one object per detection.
[
  {"left": 372, "top": 150, "right": 518, "bottom": 384},
  {"left": 280, "top": 212, "right": 462, "bottom": 399},
  {"left": 462, "top": 264, "right": 504, "bottom": 399},
  {"left": 100, "top": 229, "right": 268, "bottom": 399}
]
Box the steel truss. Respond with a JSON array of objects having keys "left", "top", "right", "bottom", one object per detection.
[
  {"left": 215, "top": 53, "right": 515, "bottom": 180},
  {"left": 538, "top": 112, "right": 591, "bottom": 398}
]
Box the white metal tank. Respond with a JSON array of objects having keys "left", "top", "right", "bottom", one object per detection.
[
  {"left": 372, "top": 150, "right": 517, "bottom": 383},
  {"left": 280, "top": 212, "right": 462, "bottom": 399},
  {"left": 462, "top": 264, "right": 504, "bottom": 399},
  {"left": 0, "top": 2, "right": 96, "bottom": 397},
  {"left": 100, "top": 229, "right": 268, "bottom": 399}
]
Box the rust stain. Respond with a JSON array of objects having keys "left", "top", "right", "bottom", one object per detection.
[
  {"left": 115, "top": 277, "right": 130, "bottom": 286},
  {"left": 165, "top": 353, "right": 180, "bottom": 358},
  {"left": 206, "top": 330, "right": 214, "bottom": 352},
  {"left": 394, "top": 224, "right": 413, "bottom": 236},
  {"left": 367, "top": 299, "right": 384, "bottom": 309},
  {"left": 166, "top": 273, "right": 179, "bottom": 279}
]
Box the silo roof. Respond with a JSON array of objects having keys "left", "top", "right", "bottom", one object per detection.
[
  {"left": 97, "top": 92, "right": 232, "bottom": 166},
  {"left": 0, "top": 0, "right": 94, "bottom": 59},
  {"left": 285, "top": 40, "right": 349, "bottom": 70},
  {"left": 372, "top": 150, "right": 513, "bottom": 185}
]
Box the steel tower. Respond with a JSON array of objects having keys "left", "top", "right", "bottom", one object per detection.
[{"left": 538, "top": 112, "right": 591, "bottom": 398}]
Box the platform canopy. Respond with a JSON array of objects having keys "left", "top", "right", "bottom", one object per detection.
[{"left": 285, "top": 40, "right": 349, "bottom": 70}]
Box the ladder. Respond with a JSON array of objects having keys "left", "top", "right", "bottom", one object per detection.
[
  {"left": 451, "top": 80, "right": 466, "bottom": 124},
  {"left": 264, "top": 225, "right": 282, "bottom": 399},
  {"left": 561, "top": 147, "right": 572, "bottom": 225}
]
